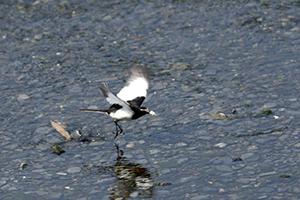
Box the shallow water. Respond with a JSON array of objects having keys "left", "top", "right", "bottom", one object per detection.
[{"left": 1, "top": 0, "right": 300, "bottom": 199}]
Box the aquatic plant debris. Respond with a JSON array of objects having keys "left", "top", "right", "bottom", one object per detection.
[
  {"left": 211, "top": 113, "right": 228, "bottom": 119},
  {"left": 50, "top": 120, "right": 71, "bottom": 140},
  {"left": 51, "top": 145, "right": 65, "bottom": 155},
  {"left": 279, "top": 174, "right": 291, "bottom": 178},
  {"left": 262, "top": 110, "right": 272, "bottom": 115}
]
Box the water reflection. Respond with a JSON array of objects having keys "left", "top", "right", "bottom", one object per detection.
[{"left": 109, "top": 144, "right": 153, "bottom": 199}]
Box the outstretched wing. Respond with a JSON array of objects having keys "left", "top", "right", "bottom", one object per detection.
[
  {"left": 100, "top": 83, "right": 131, "bottom": 110},
  {"left": 117, "top": 67, "right": 149, "bottom": 105}
]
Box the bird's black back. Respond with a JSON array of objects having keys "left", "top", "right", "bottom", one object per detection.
[{"left": 127, "top": 96, "right": 145, "bottom": 108}]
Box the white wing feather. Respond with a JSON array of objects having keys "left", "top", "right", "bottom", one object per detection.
[{"left": 117, "top": 67, "right": 149, "bottom": 102}]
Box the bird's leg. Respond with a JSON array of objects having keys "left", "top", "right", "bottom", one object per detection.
[
  {"left": 117, "top": 122, "right": 123, "bottom": 134},
  {"left": 114, "top": 120, "right": 123, "bottom": 139}
]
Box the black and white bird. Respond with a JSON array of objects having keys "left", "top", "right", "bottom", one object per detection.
[{"left": 80, "top": 67, "right": 156, "bottom": 139}]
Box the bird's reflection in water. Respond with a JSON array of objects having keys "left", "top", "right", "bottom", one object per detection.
[{"left": 109, "top": 143, "right": 153, "bottom": 199}]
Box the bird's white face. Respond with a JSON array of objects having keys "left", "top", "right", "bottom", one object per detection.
[{"left": 149, "top": 110, "right": 156, "bottom": 116}]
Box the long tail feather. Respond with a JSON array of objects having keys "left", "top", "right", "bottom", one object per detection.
[{"left": 79, "top": 109, "right": 108, "bottom": 113}]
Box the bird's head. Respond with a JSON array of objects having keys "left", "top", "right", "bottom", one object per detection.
[{"left": 141, "top": 107, "right": 156, "bottom": 116}]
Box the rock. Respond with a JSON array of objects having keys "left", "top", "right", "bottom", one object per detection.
[
  {"left": 214, "top": 143, "right": 227, "bottom": 148},
  {"left": 67, "top": 167, "right": 81, "bottom": 173},
  {"left": 18, "top": 94, "right": 30, "bottom": 101},
  {"left": 216, "top": 165, "right": 232, "bottom": 172},
  {"left": 171, "top": 63, "right": 189, "bottom": 71},
  {"left": 51, "top": 145, "right": 65, "bottom": 155}
]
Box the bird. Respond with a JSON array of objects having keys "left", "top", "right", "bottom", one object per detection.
[{"left": 80, "top": 66, "right": 156, "bottom": 139}]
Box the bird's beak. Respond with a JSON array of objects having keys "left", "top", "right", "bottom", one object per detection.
[{"left": 149, "top": 110, "right": 156, "bottom": 116}]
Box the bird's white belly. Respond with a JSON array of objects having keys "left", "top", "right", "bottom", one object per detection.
[{"left": 109, "top": 109, "right": 133, "bottom": 121}]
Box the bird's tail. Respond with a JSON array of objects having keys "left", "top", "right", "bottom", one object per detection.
[{"left": 79, "top": 109, "right": 109, "bottom": 114}]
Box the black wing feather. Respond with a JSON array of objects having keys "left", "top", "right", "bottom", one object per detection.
[{"left": 127, "top": 97, "right": 145, "bottom": 108}]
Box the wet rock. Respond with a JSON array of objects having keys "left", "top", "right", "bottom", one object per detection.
[
  {"left": 36, "top": 144, "right": 50, "bottom": 151},
  {"left": 50, "top": 193, "right": 63, "bottom": 199},
  {"left": 70, "top": 130, "right": 82, "bottom": 139},
  {"left": 215, "top": 165, "right": 233, "bottom": 172},
  {"left": 293, "top": 187, "right": 300, "bottom": 193},
  {"left": 51, "top": 145, "right": 65, "bottom": 155},
  {"left": 19, "top": 162, "right": 28, "bottom": 170},
  {"left": 211, "top": 113, "right": 227, "bottom": 119},
  {"left": 18, "top": 94, "right": 30, "bottom": 101},
  {"left": 191, "top": 195, "right": 210, "bottom": 200},
  {"left": 177, "top": 157, "right": 188, "bottom": 164},
  {"left": 126, "top": 142, "right": 134, "bottom": 148},
  {"left": 67, "top": 167, "right": 81, "bottom": 173},
  {"left": 180, "top": 176, "right": 197, "bottom": 183},
  {"left": 262, "top": 110, "right": 272, "bottom": 115},
  {"left": 171, "top": 63, "right": 189, "bottom": 71},
  {"left": 214, "top": 143, "right": 227, "bottom": 148},
  {"left": 174, "top": 142, "right": 187, "bottom": 147},
  {"left": 149, "top": 149, "right": 161, "bottom": 154},
  {"left": 232, "top": 157, "right": 242, "bottom": 162},
  {"left": 34, "top": 34, "right": 43, "bottom": 41},
  {"left": 34, "top": 127, "right": 53, "bottom": 135},
  {"left": 279, "top": 174, "right": 291, "bottom": 178},
  {"left": 46, "top": 137, "right": 64, "bottom": 144},
  {"left": 258, "top": 187, "right": 274, "bottom": 193}
]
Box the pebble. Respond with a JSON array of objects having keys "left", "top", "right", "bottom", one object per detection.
[
  {"left": 34, "top": 34, "right": 43, "bottom": 41},
  {"left": 18, "top": 94, "right": 30, "bottom": 101},
  {"left": 236, "top": 178, "right": 250, "bottom": 184},
  {"left": 293, "top": 187, "right": 300, "bottom": 193},
  {"left": 174, "top": 142, "right": 187, "bottom": 147},
  {"left": 34, "top": 127, "right": 53, "bottom": 135},
  {"left": 180, "top": 176, "right": 197, "bottom": 183},
  {"left": 191, "top": 195, "right": 210, "bottom": 200},
  {"left": 288, "top": 98, "right": 297, "bottom": 102},
  {"left": 136, "top": 159, "right": 148, "bottom": 164},
  {"left": 67, "top": 167, "right": 81, "bottom": 173},
  {"left": 126, "top": 142, "right": 134, "bottom": 148},
  {"left": 138, "top": 140, "right": 145, "bottom": 144},
  {"left": 50, "top": 193, "right": 63, "bottom": 199},
  {"left": 258, "top": 187, "right": 275, "bottom": 193},
  {"left": 171, "top": 63, "right": 189, "bottom": 71},
  {"left": 177, "top": 157, "right": 188, "bottom": 164},
  {"left": 149, "top": 149, "right": 161, "bottom": 154},
  {"left": 36, "top": 191, "right": 49, "bottom": 195},
  {"left": 214, "top": 143, "right": 227, "bottom": 148},
  {"left": 35, "top": 144, "right": 50, "bottom": 151},
  {"left": 215, "top": 165, "right": 233, "bottom": 172},
  {"left": 241, "top": 153, "right": 254, "bottom": 159},
  {"left": 154, "top": 190, "right": 171, "bottom": 196},
  {"left": 258, "top": 171, "right": 277, "bottom": 177},
  {"left": 262, "top": 103, "right": 277, "bottom": 108}
]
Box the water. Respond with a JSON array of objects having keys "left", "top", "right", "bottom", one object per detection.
[{"left": 1, "top": 0, "right": 299, "bottom": 199}]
